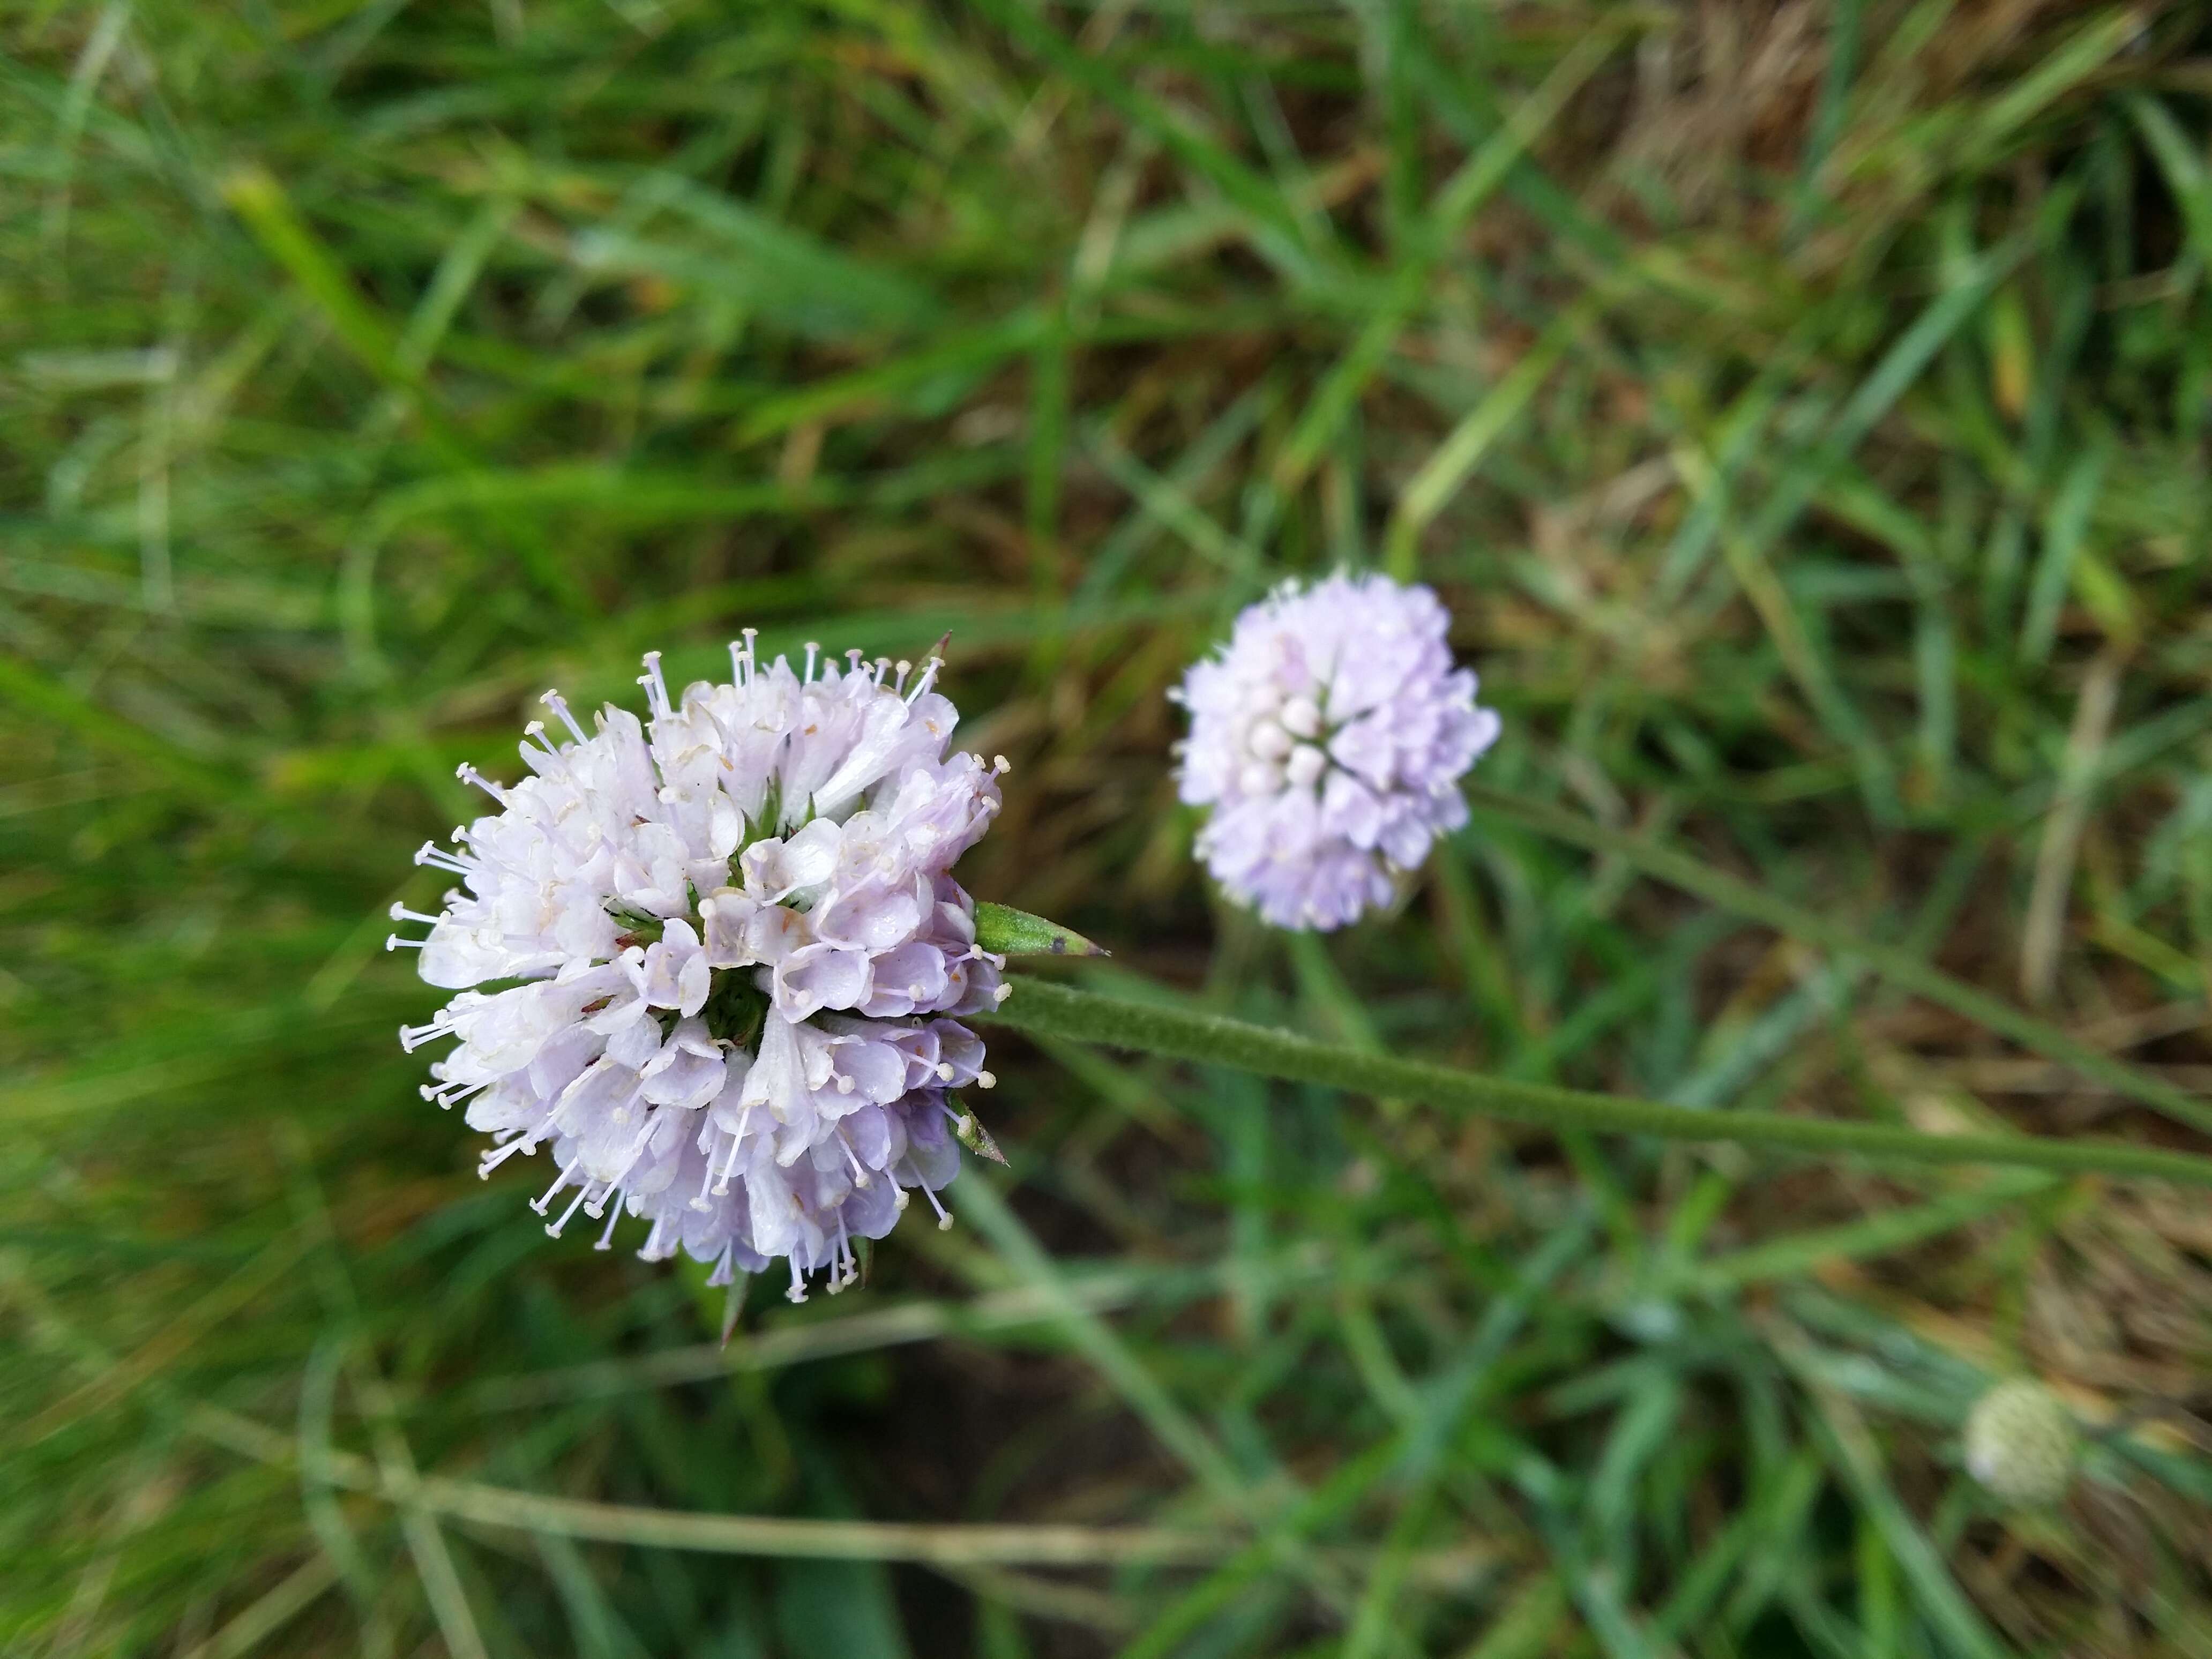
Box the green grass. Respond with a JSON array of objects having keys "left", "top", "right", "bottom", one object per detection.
[{"left": 6, "top": 1, "right": 2212, "bottom": 1654}]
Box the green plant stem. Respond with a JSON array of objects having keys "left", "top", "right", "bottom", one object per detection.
[
  {"left": 1460, "top": 783, "right": 2212, "bottom": 1138},
  {"left": 983, "top": 978, "right": 2212, "bottom": 1189}
]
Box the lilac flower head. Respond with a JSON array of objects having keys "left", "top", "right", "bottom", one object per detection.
[
  {"left": 1172, "top": 573, "right": 1499, "bottom": 930},
  {"left": 391, "top": 639, "right": 1010, "bottom": 1303}
]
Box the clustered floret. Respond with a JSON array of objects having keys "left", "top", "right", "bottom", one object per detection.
[
  {"left": 1172, "top": 573, "right": 1499, "bottom": 930},
  {"left": 390, "top": 640, "right": 1009, "bottom": 1302}
]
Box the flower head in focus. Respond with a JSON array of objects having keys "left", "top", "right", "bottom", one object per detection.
[
  {"left": 390, "top": 639, "right": 1011, "bottom": 1303},
  {"left": 1171, "top": 573, "right": 1498, "bottom": 930}
]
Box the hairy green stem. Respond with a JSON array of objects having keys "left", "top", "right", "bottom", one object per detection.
[{"left": 983, "top": 978, "right": 2212, "bottom": 1189}]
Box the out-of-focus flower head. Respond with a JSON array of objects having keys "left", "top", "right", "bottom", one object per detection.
[
  {"left": 1171, "top": 572, "right": 1498, "bottom": 930},
  {"left": 391, "top": 639, "right": 1010, "bottom": 1303}
]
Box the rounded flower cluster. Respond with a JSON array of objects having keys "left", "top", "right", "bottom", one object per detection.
[
  {"left": 390, "top": 640, "right": 1009, "bottom": 1302},
  {"left": 1172, "top": 573, "right": 1499, "bottom": 930}
]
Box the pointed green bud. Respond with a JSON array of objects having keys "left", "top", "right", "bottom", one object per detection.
[
  {"left": 953, "top": 1111, "right": 1008, "bottom": 1165},
  {"left": 974, "top": 901, "right": 1109, "bottom": 959}
]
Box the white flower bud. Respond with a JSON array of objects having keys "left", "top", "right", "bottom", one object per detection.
[
  {"left": 1279, "top": 696, "right": 1322, "bottom": 738},
  {"left": 1247, "top": 719, "right": 1293, "bottom": 760},
  {"left": 1964, "top": 1379, "right": 2076, "bottom": 1506}
]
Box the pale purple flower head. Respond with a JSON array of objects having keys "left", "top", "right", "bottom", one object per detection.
[
  {"left": 1172, "top": 573, "right": 1499, "bottom": 930},
  {"left": 391, "top": 639, "right": 1010, "bottom": 1304}
]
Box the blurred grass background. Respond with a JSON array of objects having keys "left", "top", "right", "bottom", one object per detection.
[{"left": 7, "top": 0, "right": 2212, "bottom": 1653}]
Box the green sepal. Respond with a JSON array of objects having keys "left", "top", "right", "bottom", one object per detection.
[
  {"left": 973, "top": 901, "right": 1110, "bottom": 958},
  {"left": 951, "top": 1109, "right": 1008, "bottom": 1165}
]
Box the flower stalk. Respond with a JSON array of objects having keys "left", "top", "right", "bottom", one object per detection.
[{"left": 983, "top": 976, "right": 2212, "bottom": 1189}]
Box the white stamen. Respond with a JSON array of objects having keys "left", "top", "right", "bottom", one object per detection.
[
  {"left": 541, "top": 689, "right": 588, "bottom": 743},
  {"left": 398, "top": 1018, "right": 454, "bottom": 1052},
  {"left": 530, "top": 1157, "right": 581, "bottom": 1216},
  {"left": 456, "top": 763, "right": 510, "bottom": 803},
  {"left": 477, "top": 1139, "right": 530, "bottom": 1179},
  {"left": 423, "top": 1079, "right": 489, "bottom": 1110},
  {"left": 593, "top": 1196, "right": 625, "bottom": 1251},
  {"left": 712, "top": 1105, "right": 752, "bottom": 1194},
  {"left": 638, "top": 651, "right": 671, "bottom": 719},
  {"left": 413, "top": 842, "right": 473, "bottom": 877},
  {"left": 690, "top": 1140, "right": 721, "bottom": 1210},
  {"left": 919, "top": 1183, "right": 953, "bottom": 1231}
]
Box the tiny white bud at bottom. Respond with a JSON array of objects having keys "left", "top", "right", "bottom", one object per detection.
[{"left": 1964, "top": 1379, "right": 2075, "bottom": 1507}]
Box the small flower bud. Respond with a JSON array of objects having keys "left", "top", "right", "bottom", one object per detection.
[
  {"left": 1964, "top": 1378, "right": 2076, "bottom": 1506},
  {"left": 1247, "top": 719, "right": 1293, "bottom": 761}
]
